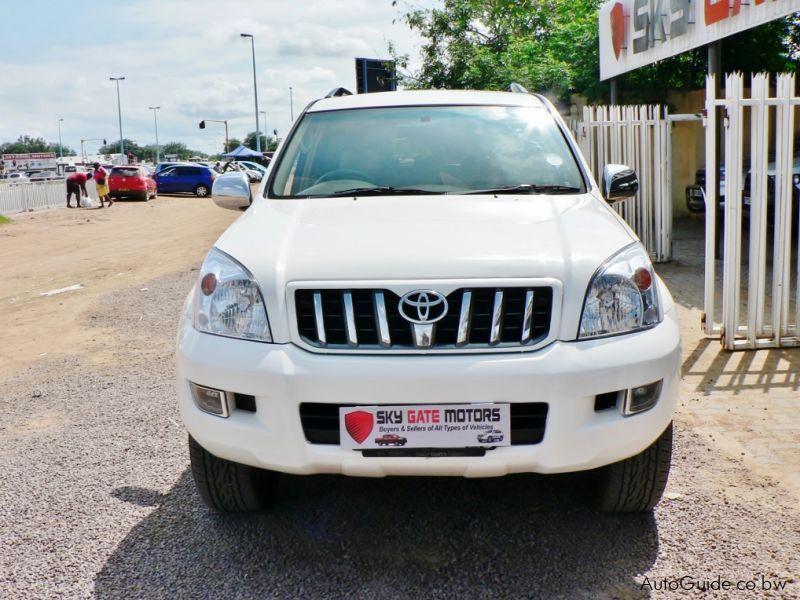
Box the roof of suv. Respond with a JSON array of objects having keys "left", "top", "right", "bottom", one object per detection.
[{"left": 307, "top": 90, "right": 548, "bottom": 113}]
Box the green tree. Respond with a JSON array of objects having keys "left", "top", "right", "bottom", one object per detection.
[
  {"left": 226, "top": 138, "right": 243, "bottom": 153},
  {"left": 97, "top": 138, "right": 143, "bottom": 159},
  {"left": 48, "top": 143, "right": 76, "bottom": 156},
  {"left": 1, "top": 135, "right": 51, "bottom": 154},
  {"left": 160, "top": 142, "right": 197, "bottom": 160},
  {"left": 243, "top": 131, "right": 278, "bottom": 152},
  {"left": 392, "top": 0, "right": 800, "bottom": 103}
]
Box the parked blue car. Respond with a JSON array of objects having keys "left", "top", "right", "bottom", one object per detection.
[{"left": 155, "top": 165, "right": 216, "bottom": 197}]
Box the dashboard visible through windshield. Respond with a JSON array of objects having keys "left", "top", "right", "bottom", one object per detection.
[{"left": 268, "top": 105, "right": 585, "bottom": 198}]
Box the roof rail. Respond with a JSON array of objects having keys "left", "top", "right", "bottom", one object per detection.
[
  {"left": 325, "top": 87, "right": 353, "bottom": 98},
  {"left": 508, "top": 82, "right": 529, "bottom": 94}
]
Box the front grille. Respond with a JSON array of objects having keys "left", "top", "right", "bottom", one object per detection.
[
  {"left": 295, "top": 287, "right": 553, "bottom": 351},
  {"left": 299, "top": 403, "right": 548, "bottom": 446}
]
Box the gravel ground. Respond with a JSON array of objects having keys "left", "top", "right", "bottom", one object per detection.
[{"left": 1, "top": 268, "right": 799, "bottom": 599}]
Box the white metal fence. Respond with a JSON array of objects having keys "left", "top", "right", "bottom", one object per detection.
[
  {"left": 704, "top": 72, "right": 800, "bottom": 350},
  {"left": 577, "top": 105, "right": 672, "bottom": 262},
  {"left": 0, "top": 180, "right": 68, "bottom": 214}
]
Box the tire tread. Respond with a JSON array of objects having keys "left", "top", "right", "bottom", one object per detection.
[
  {"left": 597, "top": 422, "right": 673, "bottom": 512},
  {"left": 189, "top": 435, "right": 277, "bottom": 513}
]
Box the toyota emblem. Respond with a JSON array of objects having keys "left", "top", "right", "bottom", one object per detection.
[{"left": 399, "top": 290, "right": 449, "bottom": 324}]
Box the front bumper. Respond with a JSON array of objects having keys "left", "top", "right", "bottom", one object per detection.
[{"left": 177, "top": 306, "right": 681, "bottom": 478}]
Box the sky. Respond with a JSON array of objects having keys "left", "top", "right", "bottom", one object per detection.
[{"left": 0, "top": 0, "right": 438, "bottom": 157}]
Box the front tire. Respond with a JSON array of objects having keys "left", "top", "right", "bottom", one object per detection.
[
  {"left": 595, "top": 422, "right": 673, "bottom": 513},
  {"left": 195, "top": 184, "right": 210, "bottom": 197},
  {"left": 189, "top": 435, "right": 279, "bottom": 513}
]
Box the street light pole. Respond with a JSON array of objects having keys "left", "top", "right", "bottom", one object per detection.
[
  {"left": 57, "top": 118, "right": 64, "bottom": 159},
  {"left": 109, "top": 76, "right": 126, "bottom": 160},
  {"left": 240, "top": 33, "right": 261, "bottom": 153},
  {"left": 149, "top": 106, "right": 161, "bottom": 163},
  {"left": 290, "top": 86, "right": 294, "bottom": 121}
]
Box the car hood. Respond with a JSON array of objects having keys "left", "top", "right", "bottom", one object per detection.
[{"left": 214, "top": 193, "right": 637, "bottom": 341}]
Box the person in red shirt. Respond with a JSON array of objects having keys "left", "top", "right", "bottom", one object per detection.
[{"left": 66, "top": 171, "right": 91, "bottom": 208}]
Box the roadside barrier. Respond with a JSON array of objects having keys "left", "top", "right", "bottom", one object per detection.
[{"left": 0, "top": 180, "right": 98, "bottom": 215}]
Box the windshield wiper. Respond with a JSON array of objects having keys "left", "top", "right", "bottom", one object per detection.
[
  {"left": 459, "top": 184, "right": 582, "bottom": 195},
  {"left": 325, "top": 186, "right": 443, "bottom": 197}
]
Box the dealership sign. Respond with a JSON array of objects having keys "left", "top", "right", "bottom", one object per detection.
[
  {"left": 1, "top": 152, "right": 57, "bottom": 172},
  {"left": 599, "top": 0, "right": 800, "bottom": 80}
]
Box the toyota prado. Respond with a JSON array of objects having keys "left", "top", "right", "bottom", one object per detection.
[{"left": 177, "top": 88, "right": 681, "bottom": 513}]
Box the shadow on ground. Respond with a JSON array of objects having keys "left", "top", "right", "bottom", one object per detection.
[
  {"left": 682, "top": 336, "right": 800, "bottom": 394},
  {"left": 96, "top": 470, "right": 657, "bottom": 599}
]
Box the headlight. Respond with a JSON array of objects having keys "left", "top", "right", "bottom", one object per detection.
[
  {"left": 193, "top": 248, "right": 272, "bottom": 342},
  {"left": 793, "top": 174, "right": 800, "bottom": 187},
  {"left": 578, "top": 243, "right": 661, "bottom": 339}
]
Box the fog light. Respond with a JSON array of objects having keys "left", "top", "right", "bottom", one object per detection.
[
  {"left": 621, "top": 380, "right": 662, "bottom": 416},
  {"left": 189, "top": 382, "right": 229, "bottom": 418}
]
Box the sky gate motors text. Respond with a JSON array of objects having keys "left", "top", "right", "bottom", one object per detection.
[{"left": 375, "top": 407, "right": 503, "bottom": 425}]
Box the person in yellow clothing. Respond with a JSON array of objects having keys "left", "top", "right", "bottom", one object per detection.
[{"left": 92, "top": 162, "right": 113, "bottom": 208}]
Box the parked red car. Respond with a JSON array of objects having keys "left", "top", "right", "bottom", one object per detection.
[{"left": 108, "top": 166, "right": 157, "bottom": 201}]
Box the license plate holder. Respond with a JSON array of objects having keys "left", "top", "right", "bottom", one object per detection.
[{"left": 339, "top": 404, "right": 511, "bottom": 450}]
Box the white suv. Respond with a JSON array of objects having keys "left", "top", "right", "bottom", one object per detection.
[{"left": 177, "top": 89, "right": 680, "bottom": 513}]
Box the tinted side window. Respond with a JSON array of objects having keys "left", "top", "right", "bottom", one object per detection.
[{"left": 112, "top": 168, "right": 140, "bottom": 177}]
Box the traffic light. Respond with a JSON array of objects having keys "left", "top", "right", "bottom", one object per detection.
[{"left": 199, "top": 121, "right": 206, "bottom": 129}]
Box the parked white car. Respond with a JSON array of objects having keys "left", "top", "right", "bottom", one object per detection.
[
  {"left": 177, "top": 89, "right": 681, "bottom": 514},
  {"left": 235, "top": 160, "right": 268, "bottom": 177},
  {"left": 29, "top": 171, "right": 62, "bottom": 182},
  {"left": 227, "top": 161, "right": 262, "bottom": 182}
]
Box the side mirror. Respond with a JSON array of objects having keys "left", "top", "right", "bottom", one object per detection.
[
  {"left": 212, "top": 172, "right": 251, "bottom": 211},
  {"left": 602, "top": 164, "right": 639, "bottom": 202}
]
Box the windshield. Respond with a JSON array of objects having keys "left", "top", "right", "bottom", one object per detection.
[
  {"left": 269, "top": 105, "right": 585, "bottom": 198},
  {"left": 111, "top": 167, "right": 141, "bottom": 177}
]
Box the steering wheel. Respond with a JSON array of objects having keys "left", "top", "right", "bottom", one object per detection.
[{"left": 314, "top": 169, "right": 376, "bottom": 185}]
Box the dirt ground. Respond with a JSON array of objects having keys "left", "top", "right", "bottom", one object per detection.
[
  {"left": 2, "top": 203, "right": 797, "bottom": 506},
  {"left": 0, "top": 198, "right": 238, "bottom": 376},
  {"left": 1, "top": 202, "right": 798, "bottom": 597}
]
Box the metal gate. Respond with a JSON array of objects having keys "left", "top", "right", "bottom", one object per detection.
[
  {"left": 578, "top": 105, "right": 672, "bottom": 262},
  {"left": 704, "top": 72, "right": 800, "bottom": 350}
]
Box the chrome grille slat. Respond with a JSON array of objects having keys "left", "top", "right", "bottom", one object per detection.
[
  {"left": 521, "top": 289, "right": 534, "bottom": 343},
  {"left": 295, "top": 286, "right": 552, "bottom": 352},
  {"left": 313, "top": 292, "right": 326, "bottom": 346},
  {"left": 489, "top": 290, "right": 504, "bottom": 345},
  {"left": 374, "top": 291, "right": 391, "bottom": 347},
  {"left": 343, "top": 292, "right": 358, "bottom": 346},
  {"left": 456, "top": 291, "right": 472, "bottom": 346}
]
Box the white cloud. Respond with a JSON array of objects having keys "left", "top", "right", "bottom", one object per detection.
[{"left": 0, "top": 0, "right": 438, "bottom": 156}]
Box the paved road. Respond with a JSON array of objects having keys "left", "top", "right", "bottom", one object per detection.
[{"left": 1, "top": 224, "right": 798, "bottom": 598}]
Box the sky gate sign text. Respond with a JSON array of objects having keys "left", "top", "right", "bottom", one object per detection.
[{"left": 599, "top": 0, "right": 800, "bottom": 80}]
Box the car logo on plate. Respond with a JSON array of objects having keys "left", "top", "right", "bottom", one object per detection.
[{"left": 399, "top": 290, "right": 448, "bottom": 324}]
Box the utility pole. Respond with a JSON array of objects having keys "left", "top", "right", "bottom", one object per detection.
[
  {"left": 57, "top": 118, "right": 64, "bottom": 158},
  {"left": 109, "top": 76, "right": 126, "bottom": 159},
  {"left": 149, "top": 106, "right": 161, "bottom": 163},
  {"left": 240, "top": 33, "right": 261, "bottom": 153}
]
